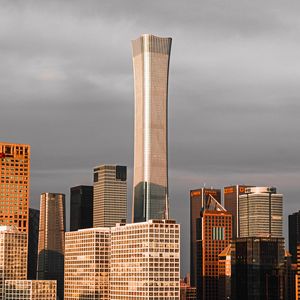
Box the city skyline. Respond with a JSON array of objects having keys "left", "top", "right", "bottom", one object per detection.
[{"left": 1, "top": 0, "right": 300, "bottom": 276}]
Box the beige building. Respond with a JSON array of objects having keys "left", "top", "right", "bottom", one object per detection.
[
  {"left": 0, "top": 142, "right": 30, "bottom": 233},
  {"left": 239, "top": 187, "right": 283, "bottom": 238},
  {"left": 4, "top": 280, "right": 56, "bottom": 300},
  {"left": 0, "top": 226, "right": 27, "bottom": 299},
  {"left": 93, "top": 165, "right": 127, "bottom": 227},
  {"left": 110, "top": 219, "right": 180, "bottom": 299},
  {"left": 131, "top": 34, "right": 172, "bottom": 223},
  {"left": 64, "top": 227, "right": 110, "bottom": 300}
]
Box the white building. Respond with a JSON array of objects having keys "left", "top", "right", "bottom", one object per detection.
[
  {"left": 110, "top": 219, "right": 180, "bottom": 299},
  {"left": 64, "top": 228, "right": 111, "bottom": 300}
]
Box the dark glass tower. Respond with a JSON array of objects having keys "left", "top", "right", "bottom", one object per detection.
[
  {"left": 288, "top": 210, "right": 300, "bottom": 263},
  {"left": 132, "top": 34, "right": 172, "bottom": 223},
  {"left": 70, "top": 185, "right": 93, "bottom": 231},
  {"left": 27, "top": 208, "right": 40, "bottom": 280},
  {"left": 37, "top": 193, "right": 65, "bottom": 300}
]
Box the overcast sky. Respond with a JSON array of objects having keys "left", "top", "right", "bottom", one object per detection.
[{"left": 1, "top": 0, "right": 300, "bottom": 275}]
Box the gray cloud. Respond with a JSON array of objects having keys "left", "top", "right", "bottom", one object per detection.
[{"left": 1, "top": 0, "right": 300, "bottom": 275}]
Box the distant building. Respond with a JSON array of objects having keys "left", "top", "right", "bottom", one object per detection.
[
  {"left": 132, "top": 34, "right": 172, "bottom": 223},
  {"left": 197, "top": 196, "right": 232, "bottom": 300},
  {"left": 37, "top": 193, "right": 65, "bottom": 300},
  {"left": 232, "top": 237, "right": 285, "bottom": 300},
  {"left": 289, "top": 210, "right": 300, "bottom": 263},
  {"left": 239, "top": 187, "right": 283, "bottom": 238},
  {"left": 64, "top": 227, "right": 111, "bottom": 300},
  {"left": 0, "top": 226, "right": 27, "bottom": 299},
  {"left": 4, "top": 280, "right": 56, "bottom": 300},
  {"left": 27, "top": 208, "right": 39, "bottom": 280},
  {"left": 283, "top": 251, "right": 297, "bottom": 300},
  {"left": 297, "top": 244, "right": 300, "bottom": 300},
  {"left": 218, "top": 244, "right": 233, "bottom": 300},
  {"left": 0, "top": 142, "right": 30, "bottom": 233},
  {"left": 189, "top": 188, "right": 221, "bottom": 288},
  {"left": 224, "top": 185, "right": 253, "bottom": 238},
  {"left": 110, "top": 219, "right": 180, "bottom": 299},
  {"left": 180, "top": 280, "right": 196, "bottom": 300},
  {"left": 70, "top": 185, "right": 93, "bottom": 231},
  {"left": 93, "top": 165, "right": 127, "bottom": 227}
]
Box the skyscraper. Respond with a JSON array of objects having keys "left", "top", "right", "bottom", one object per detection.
[
  {"left": 0, "top": 142, "right": 30, "bottom": 232},
  {"left": 239, "top": 187, "right": 283, "bottom": 238},
  {"left": 289, "top": 210, "right": 300, "bottom": 263},
  {"left": 224, "top": 185, "right": 253, "bottom": 238},
  {"left": 197, "top": 196, "right": 232, "bottom": 300},
  {"left": 37, "top": 193, "right": 65, "bottom": 300},
  {"left": 232, "top": 237, "right": 285, "bottom": 300},
  {"left": 27, "top": 208, "right": 40, "bottom": 280},
  {"left": 189, "top": 188, "right": 221, "bottom": 288},
  {"left": 70, "top": 185, "right": 93, "bottom": 231},
  {"left": 110, "top": 219, "right": 180, "bottom": 299},
  {"left": 64, "top": 228, "right": 111, "bottom": 300},
  {"left": 93, "top": 165, "right": 127, "bottom": 227},
  {"left": 0, "top": 226, "right": 27, "bottom": 300},
  {"left": 132, "top": 34, "right": 172, "bottom": 223}
]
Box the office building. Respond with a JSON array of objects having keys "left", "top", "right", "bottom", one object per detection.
[
  {"left": 37, "top": 193, "right": 65, "bottom": 300},
  {"left": 0, "top": 142, "right": 30, "bottom": 232},
  {"left": 218, "top": 244, "right": 232, "bottom": 300},
  {"left": 110, "top": 219, "right": 180, "bottom": 299},
  {"left": 27, "top": 208, "right": 40, "bottom": 280},
  {"left": 132, "top": 34, "right": 172, "bottom": 223},
  {"left": 0, "top": 226, "right": 27, "bottom": 300},
  {"left": 239, "top": 187, "right": 283, "bottom": 238},
  {"left": 232, "top": 237, "right": 285, "bottom": 300},
  {"left": 289, "top": 210, "right": 300, "bottom": 263},
  {"left": 70, "top": 185, "right": 93, "bottom": 231},
  {"left": 4, "top": 280, "right": 56, "bottom": 300},
  {"left": 224, "top": 185, "right": 253, "bottom": 238},
  {"left": 180, "top": 281, "right": 196, "bottom": 300},
  {"left": 297, "top": 244, "right": 300, "bottom": 300},
  {"left": 64, "top": 227, "right": 111, "bottom": 300},
  {"left": 93, "top": 165, "right": 127, "bottom": 228},
  {"left": 189, "top": 188, "right": 221, "bottom": 287},
  {"left": 283, "top": 251, "right": 297, "bottom": 300},
  {"left": 197, "top": 196, "right": 232, "bottom": 300}
]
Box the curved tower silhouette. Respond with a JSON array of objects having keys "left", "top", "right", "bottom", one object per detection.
[{"left": 132, "top": 34, "right": 172, "bottom": 222}]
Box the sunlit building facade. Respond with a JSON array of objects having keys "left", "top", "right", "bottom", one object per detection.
[
  {"left": 37, "top": 193, "right": 65, "bottom": 300},
  {"left": 0, "top": 226, "right": 27, "bottom": 300},
  {"left": 0, "top": 142, "right": 30, "bottom": 233},
  {"left": 132, "top": 34, "right": 172, "bottom": 223},
  {"left": 4, "top": 280, "right": 56, "bottom": 300},
  {"left": 64, "top": 228, "right": 111, "bottom": 300},
  {"left": 93, "top": 165, "right": 127, "bottom": 228},
  {"left": 239, "top": 187, "right": 283, "bottom": 238},
  {"left": 110, "top": 219, "right": 180, "bottom": 299}
]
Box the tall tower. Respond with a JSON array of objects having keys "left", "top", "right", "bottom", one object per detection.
[
  {"left": 37, "top": 193, "right": 65, "bottom": 300},
  {"left": 93, "top": 165, "right": 127, "bottom": 227},
  {"left": 288, "top": 210, "right": 300, "bottom": 263},
  {"left": 239, "top": 187, "right": 283, "bottom": 238},
  {"left": 132, "top": 34, "right": 172, "bottom": 223},
  {"left": 0, "top": 142, "right": 30, "bottom": 232}
]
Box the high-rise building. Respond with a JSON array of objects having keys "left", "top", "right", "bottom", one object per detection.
[
  {"left": 197, "top": 196, "right": 232, "bottom": 300},
  {"left": 4, "top": 280, "right": 56, "bottom": 300},
  {"left": 131, "top": 34, "right": 172, "bottom": 223},
  {"left": 0, "top": 142, "right": 30, "bottom": 232},
  {"left": 64, "top": 228, "right": 111, "bottom": 300},
  {"left": 0, "top": 226, "right": 27, "bottom": 300},
  {"left": 239, "top": 187, "right": 283, "bottom": 238},
  {"left": 232, "top": 237, "right": 285, "bottom": 300},
  {"left": 289, "top": 210, "right": 300, "bottom": 263},
  {"left": 283, "top": 251, "right": 297, "bottom": 300},
  {"left": 70, "top": 185, "right": 93, "bottom": 231},
  {"left": 37, "top": 193, "right": 65, "bottom": 300},
  {"left": 110, "top": 219, "right": 180, "bottom": 299},
  {"left": 180, "top": 280, "right": 196, "bottom": 300},
  {"left": 27, "top": 208, "right": 40, "bottom": 280},
  {"left": 93, "top": 165, "right": 127, "bottom": 228},
  {"left": 189, "top": 188, "right": 221, "bottom": 288},
  {"left": 297, "top": 244, "right": 300, "bottom": 300},
  {"left": 224, "top": 185, "right": 253, "bottom": 238}
]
